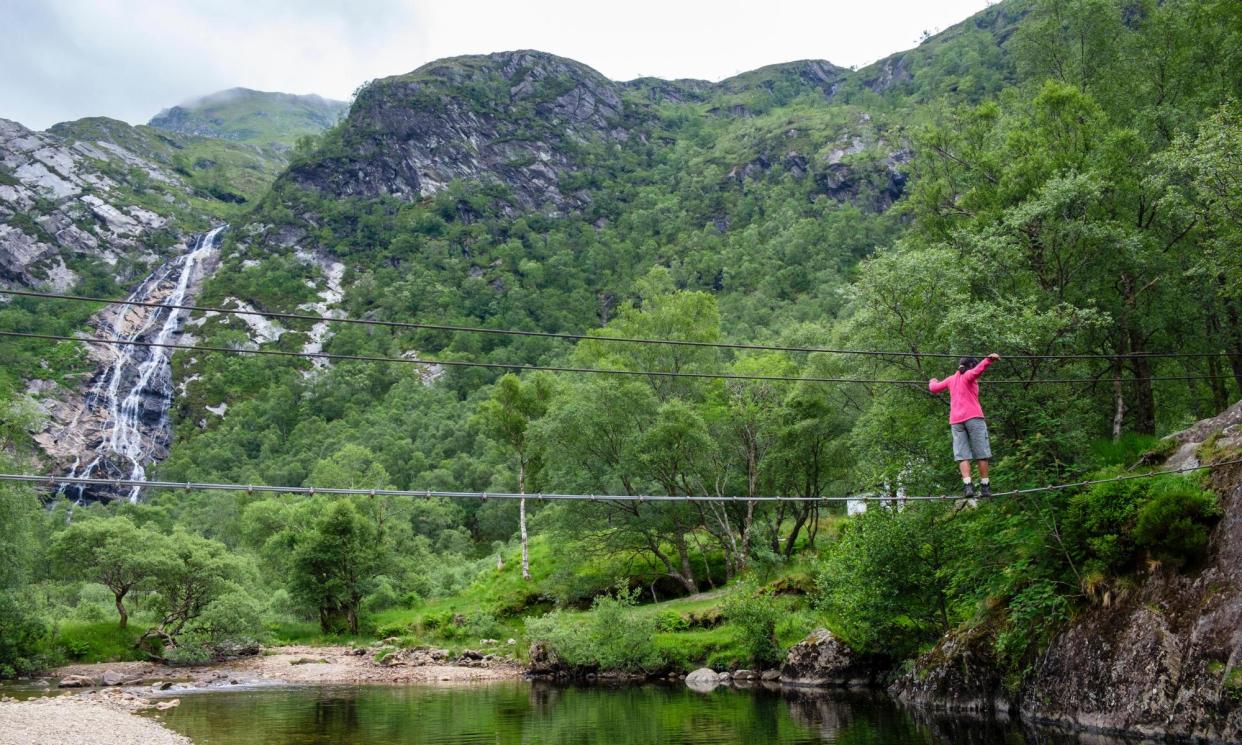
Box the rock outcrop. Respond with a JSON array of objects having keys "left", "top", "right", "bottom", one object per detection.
[
  {"left": 685, "top": 667, "right": 723, "bottom": 692},
  {"left": 780, "top": 629, "right": 886, "bottom": 688},
  {"left": 892, "top": 401, "right": 1242, "bottom": 741},
  {"left": 888, "top": 622, "right": 1012, "bottom": 713},
  {"left": 0, "top": 118, "right": 169, "bottom": 289},
  {"left": 34, "top": 227, "right": 223, "bottom": 502},
  {"left": 1018, "top": 402, "right": 1242, "bottom": 742},
  {"left": 284, "top": 50, "right": 627, "bottom": 212}
]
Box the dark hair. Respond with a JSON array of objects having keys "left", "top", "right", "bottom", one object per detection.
[{"left": 957, "top": 356, "right": 979, "bottom": 374}]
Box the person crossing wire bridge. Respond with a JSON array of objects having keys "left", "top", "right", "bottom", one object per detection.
[{"left": 929, "top": 352, "right": 1000, "bottom": 498}]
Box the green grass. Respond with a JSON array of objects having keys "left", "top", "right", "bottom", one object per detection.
[
  {"left": 53, "top": 621, "right": 146, "bottom": 664},
  {"left": 364, "top": 531, "right": 826, "bottom": 671},
  {"left": 266, "top": 620, "right": 373, "bottom": 648}
]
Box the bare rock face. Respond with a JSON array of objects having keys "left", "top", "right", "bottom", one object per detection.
[
  {"left": 57, "top": 674, "right": 97, "bottom": 688},
  {"left": 888, "top": 622, "right": 1012, "bottom": 713},
  {"left": 1020, "top": 400, "right": 1242, "bottom": 742},
  {"left": 284, "top": 50, "right": 626, "bottom": 213},
  {"left": 0, "top": 117, "right": 181, "bottom": 289},
  {"left": 35, "top": 228, "right": 222, "bottom": 502},
  {"left": 780, "top": 629, "right": 885, "bottom": 688}
]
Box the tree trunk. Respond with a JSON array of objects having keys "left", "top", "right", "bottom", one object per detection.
[
  {"left": 1204, "top": 308, "right": 1228, "bottom": 412},
  {"left": 114, "top": 590, "right": 128, "bottom": 629},
  {"left": 519, "top": 461, "right": 530, "bottom": 581},
  {"left": 784, "top": 507, "right": 809, "bottom": 559},
  {"left": 1112, "top": 364, "right": 1125, "bottom": 441},
  {"left": 1119, "top": 273, "right": 1155, "bottom": 434},
  {"left": 1225, "top": 293, "right": 1242, "bottom": 394},
  {"left": 1128, "top": 351, "right": 1156, "bottom": 435},
  {"left": 738, "top": 500, "right": 755, "bottom": 575},
  {"left": 673, "top": 533, "right": 698, "bottom": 594}
]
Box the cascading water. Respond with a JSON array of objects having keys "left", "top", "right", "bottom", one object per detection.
[{"left": 61, "top": 226, "right": 225, "bottom": 502}]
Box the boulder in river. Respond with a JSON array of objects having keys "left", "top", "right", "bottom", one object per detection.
[
  {"left": 685, "top": 668, "right": 722, "bottom": 692},
  {"left": 58, "top": 675, "right": 96, "bottom": 688},
  {"left": 780, "top": 629, "right": 884, "bottom": 688},
  {"left": 101, "top": 670, "right": 126, "bottom": 686}
]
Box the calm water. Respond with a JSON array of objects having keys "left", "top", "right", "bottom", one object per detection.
[{"left": 151, "top": 682, "right": 1135, "bottom": 745}]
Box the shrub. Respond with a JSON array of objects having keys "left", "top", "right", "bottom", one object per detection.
[
  {"left": 0, "top": 592, "right": 50, "bottom": 677},
  {"left": 169, "top": 591, "right": 266, "bottom": 663},
  {"left": 1133, "top": 486, "right": 1220, "bottom": 570},
  {"left": 723, "top": 586, "right": 782, "bottom": 668},
  {"left": 463, "top": 611, "right": 507, "bottom": 640},
  {"left": 993, "top": 578, "right": 1071, "bottom": 683},
  {"left": 653, "top": 610, "right": 689, "bottom": 632},
  {"left": 1067, "top": 473, "right": 1219, "bottom": 575},
  {"left": 525, "top": 586, "right": 661, "bottom": 673},
  {"left": 362, "top": 576, "right": 402, "bottom": 615}
]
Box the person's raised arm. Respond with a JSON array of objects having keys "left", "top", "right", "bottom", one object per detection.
[
  {"left": 928, "top": 376, "right": 949, "bottom": 393},
  {"left": 965, "top": 353, "right": 1000, "bottom": 382}
]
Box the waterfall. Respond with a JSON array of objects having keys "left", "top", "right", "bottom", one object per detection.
[{"left": 64, "top": 226, "right": 225, "bottom": 502}]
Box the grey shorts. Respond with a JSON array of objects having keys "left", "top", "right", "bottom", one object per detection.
[{"left": 951, "top": 417, "right": 992, "bottom": 461}]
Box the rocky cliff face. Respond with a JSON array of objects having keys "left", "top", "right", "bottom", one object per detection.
[
  {"left": 35, "top": 227, "right": 224, "bottom": 502},
  {"left": 1019, "top": 403, "right": 1242, "bottom": 742},
  {"left": 274, "top": 50, "right": 908, "bottom": 222},
  {"left": 0, "top": 113, "right": 287, "bottom": 497},
  {"left": 284, "top": 50, "right": 630, "bottom": 212},
  {"left": 892, "top": 401, "right": 1242, "bottom": 742},
  {"left": 0, "top": 117, "right": 173, "bottom": 289},
  {"left": 780, "top": 629, "right": 887, "bottom": 688},
  {"left": 0, "top": 115, "right": 283, "bottom": 291}
]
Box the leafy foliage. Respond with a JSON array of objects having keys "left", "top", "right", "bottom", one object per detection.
[{"left": 525, "top": 586, "right": 662, "bottom": 673}]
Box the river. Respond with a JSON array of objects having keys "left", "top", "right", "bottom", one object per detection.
[{"left": 151, "top": 682, "right": 1133, "bottom": 745}]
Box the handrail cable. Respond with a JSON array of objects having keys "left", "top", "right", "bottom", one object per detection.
[
  {"left": 1, "top": 288, "right": 1232, "bottom": 361},
  {"left": 0, "top": 330, "right": 1226, "bottom": 386},
  {"left": 2, "top": 457, "right": 1237, "bottom": 502}
]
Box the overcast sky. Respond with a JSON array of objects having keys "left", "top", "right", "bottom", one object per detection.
[{"left": 2, "top": 0, "right": 994, "bottom": 131}]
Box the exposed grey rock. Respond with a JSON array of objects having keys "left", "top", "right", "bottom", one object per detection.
[
  {"left": 781, "top": 629, "right": 885, "bottom": 688},
  {"left": 284, "top": 51, "right": 625, "bottom": 213},
  {"left": 0, "top": 117, "right": 183, "bottom": 289},
  {"left": 685, "top": 667, "right": 722, "bottom": 692},
  {"left": 888, "top": 623, "right": 1011, "bottom": 713},
  {"left": 57, "top": 675, "right": 96, "bottom": 688},
  {"left": 1019, "top": 401, "right": 1242, "bottom": 742},
  {"left": 101, "top": 670, "right": 125, "bottom": 686}
]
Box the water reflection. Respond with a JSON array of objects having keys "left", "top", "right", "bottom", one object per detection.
[{"left": 153, "top": 682, "right": 1142, "bottom": 745}]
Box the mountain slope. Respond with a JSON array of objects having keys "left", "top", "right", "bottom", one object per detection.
[
  {"left": 285, "top": 51, "right": 629, "bottom": 211},
  {"left": 0, "top": 116, "right": 285, "bottom": 290},
  {"left": 148, "top": 88, "right": 348, "bottom": 148}
]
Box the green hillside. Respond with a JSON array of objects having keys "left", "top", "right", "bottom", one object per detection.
[{"left": 148, "top": 88, "right": 348, "bottom": 148}]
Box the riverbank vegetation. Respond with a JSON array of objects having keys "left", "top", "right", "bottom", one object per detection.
[{"left": 1, "top": 0, "right": 1241, "bottom": 689}]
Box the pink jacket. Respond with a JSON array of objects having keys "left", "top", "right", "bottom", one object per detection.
[{"left": 928, "top": 357, "right": 994, "bottom": 424}]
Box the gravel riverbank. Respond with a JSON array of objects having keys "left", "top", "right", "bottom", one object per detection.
[
  {"left": 51, "top": 644, "right": 523, "bottom": 688},
  {"left": 0, "top": 696, "right": 189, "bottom": 745}
]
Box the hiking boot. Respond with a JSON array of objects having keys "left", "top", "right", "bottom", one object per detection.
[
  {"left": 963, "top": 482, "right": 975, "bottom": 498},
  {"left": 980, "top": 483, "right": 992, "bottom": 498}
]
